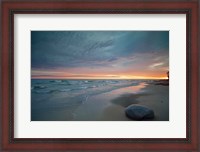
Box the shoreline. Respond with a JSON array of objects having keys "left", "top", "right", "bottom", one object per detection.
[
  {"left": 31, "top": 81, "right": 169, "bottom": 121},
  {"left": 73, "top": 82, "right": 169, "bottom": 121}
]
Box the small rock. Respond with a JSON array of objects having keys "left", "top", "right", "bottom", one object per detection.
[{"left": 125, "top": 105, "right": 154, "bottom": 120}]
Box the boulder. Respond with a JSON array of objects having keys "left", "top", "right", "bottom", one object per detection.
[{"left": 125, "top": 105, "right": 154, "bottom": 120}]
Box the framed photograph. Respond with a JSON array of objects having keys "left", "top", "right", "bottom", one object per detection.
[{"left": 1, "top": 0, "right": 199, "bottom": 151}]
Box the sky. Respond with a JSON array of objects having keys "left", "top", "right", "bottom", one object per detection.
[{"left": 31, "top": 31, "right": 169, "bottom": 79}]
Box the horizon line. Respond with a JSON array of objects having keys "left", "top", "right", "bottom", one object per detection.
[{"left": 31, "top": 78, "right": 168, "bottom": 80}]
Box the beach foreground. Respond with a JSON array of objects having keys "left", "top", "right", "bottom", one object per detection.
[{"left": 31, "top": 80, "right": 169, "bottom": 121}]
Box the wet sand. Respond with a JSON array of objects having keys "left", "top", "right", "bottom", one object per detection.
[
  {"left": 31, "top": 81, "right": 169, "bottom": 121},
  {"left": 73, "top": 82, "right": 169, "bottom": 121}
]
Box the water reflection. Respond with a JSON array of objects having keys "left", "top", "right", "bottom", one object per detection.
[{"left": 110, "top": 82, "right": 148, "bottom": 95}]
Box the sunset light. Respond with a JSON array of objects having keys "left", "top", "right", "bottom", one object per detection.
[
  {"left": 31, "top": 31, "right": 169, "bottom": 79},
  {"left": 31, "top": 31, "right": 169, "bottom": 121}
]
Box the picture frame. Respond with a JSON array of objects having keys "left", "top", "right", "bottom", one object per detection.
[{"left": 1, "top": 0, "right": 199, "bottom": 151}]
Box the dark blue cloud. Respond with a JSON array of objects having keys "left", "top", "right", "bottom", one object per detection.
[{"left": 31, "top": 31, "right": 169, "bottom": 70}]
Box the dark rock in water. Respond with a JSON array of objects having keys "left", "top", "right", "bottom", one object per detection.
[{"left": 125, "top": 105, "right": 154, "bottom": 120}]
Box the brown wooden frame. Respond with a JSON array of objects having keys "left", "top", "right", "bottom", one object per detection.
[{"left": 1, "top": 0, "right": 199, "bottom": 151}]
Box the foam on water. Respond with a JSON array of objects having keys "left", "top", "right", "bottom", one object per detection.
[{"left": 31, "top": 79, "right": 139, "bottom": 95}]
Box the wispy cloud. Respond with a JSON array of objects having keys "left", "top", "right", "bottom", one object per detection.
[
  {"left": 149, "top": 62, "right": 164, "bottom": 68},
  {"left": 31, "top": 31, "right": 169, "bottom": 79}
]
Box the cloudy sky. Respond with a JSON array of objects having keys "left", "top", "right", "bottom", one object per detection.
[{"left": 31, "top": 31, "right": 169, "bottom": 79}]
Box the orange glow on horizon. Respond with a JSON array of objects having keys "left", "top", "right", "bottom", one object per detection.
[
  {"left": 32, "top": 68, "right": 169, "bottom": 80},
  {"left": 31, "top": 74, "right": 168, "bottom": 80},
  {"left": 32, "top": 66, "right": 169, "bottom": 80}
]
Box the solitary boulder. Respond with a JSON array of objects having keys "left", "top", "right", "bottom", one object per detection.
[{"left": 125, "top": 105, "right": 154, "bottom": 120}]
